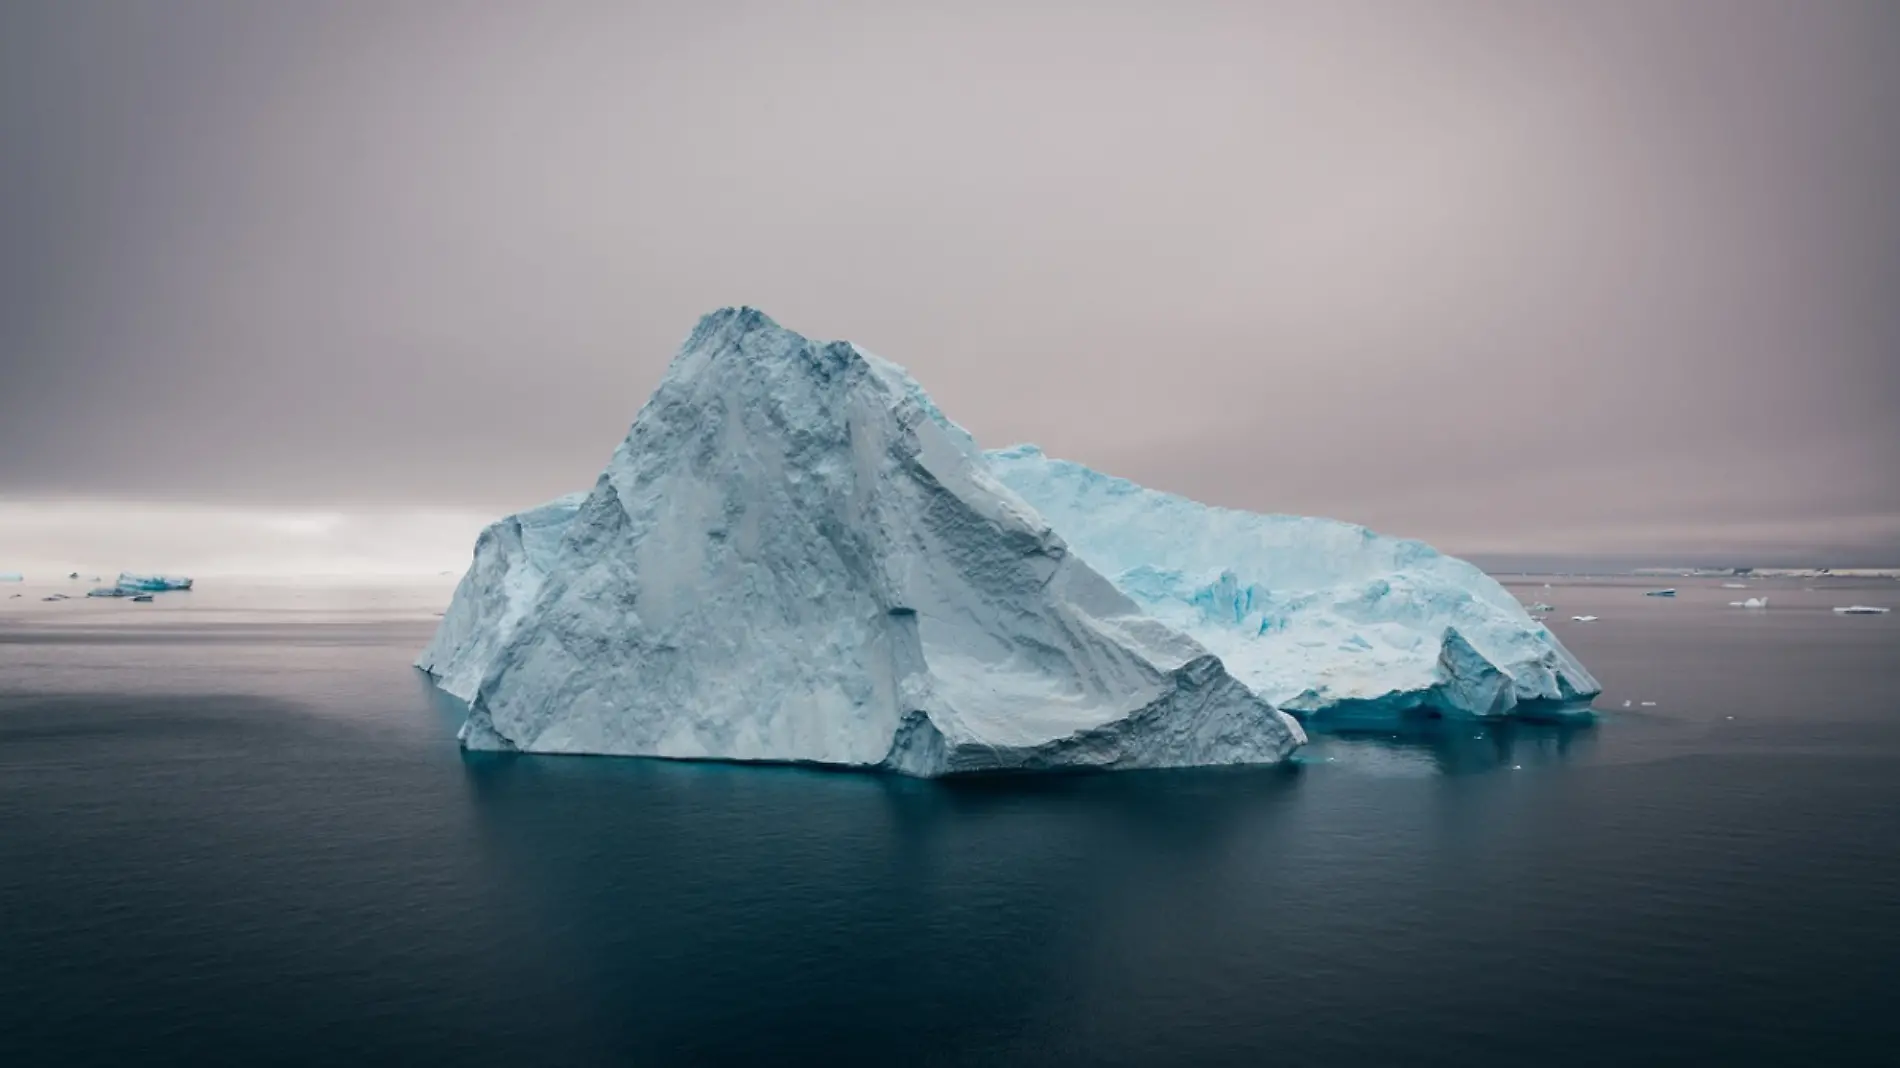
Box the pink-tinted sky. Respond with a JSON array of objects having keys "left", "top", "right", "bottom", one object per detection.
[{"left": 3, "top": 0, "right": 1897, "bottom": 568}]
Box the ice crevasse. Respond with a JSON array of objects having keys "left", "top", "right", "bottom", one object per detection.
[{"left": 419, "top": 308, "right": 1598, "bottom": 776}]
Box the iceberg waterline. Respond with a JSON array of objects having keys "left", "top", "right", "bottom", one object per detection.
[{"left": 420, "top": 308, "right": 1597, "bottom": 776}]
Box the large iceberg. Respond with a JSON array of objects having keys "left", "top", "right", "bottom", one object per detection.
[
  {"left": 987, "top": 446, "right": 1599, "bottom": 724},
  {"left": 420, "top": 309, "right": 1304, "bottom": 776}
]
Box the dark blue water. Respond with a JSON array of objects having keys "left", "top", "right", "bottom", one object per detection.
[{"left": 3, "top": 576, "right": 1898, "bottom": 1066}]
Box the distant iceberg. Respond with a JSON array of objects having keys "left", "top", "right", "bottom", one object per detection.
[
  {"left": 1833, "top": 605, "right": 1890, "bottom": 615},
  {"left": 1644, "top": 589, "right": 1677, "bottom": 597},
  {"left": 115, "top": 573, "right": 193, "bottom": 592},
  {"left": 1728, "top": 597, "right": 1768, "bottom": 608},
  {"left": 87, "top": 573, "right": 194, "bottom": 598},
  {"left": 0, "top": 572, "right": 21, "bottom": 582}
]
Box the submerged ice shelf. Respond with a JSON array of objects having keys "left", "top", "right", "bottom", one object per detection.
[{"left": 421, "top": 308, "right": 1598, "bottom": 776}]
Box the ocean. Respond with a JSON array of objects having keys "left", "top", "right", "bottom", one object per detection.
[{"left": 2, "top": 574, "right": 1897, "bottom": 1066}]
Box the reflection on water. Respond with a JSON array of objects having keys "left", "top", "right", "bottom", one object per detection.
[{"left": 1302, "top": 718, "right": 1599, "bottom": 777}]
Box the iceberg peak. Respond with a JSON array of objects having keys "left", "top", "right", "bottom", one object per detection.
[{"left": 420, "top": 310, "right": 1303, "bottom": 776}]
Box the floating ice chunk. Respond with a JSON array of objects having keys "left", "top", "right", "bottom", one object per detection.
[
  {"left": 67, "top": 572, "right": 79, "bottom": 579},
  {"left": 131, "top": 594, "right": 155, "bottom": 603},
  {"left": 1644, "top": 588, "right": 1677, "bottom": 597},
  {"left": 422, "top": 308, "right": 1303, "bottom": 776},
  {"left": 1832, "top": 605, "right": 1891, "bottom": 615},
  {"left": 1640, "top": 701, "right": 1657, "bottom": 707},
  {"left": 1571, "top": 615, "right": 1599, "bottom": 622},
  {"left": 86, "top": 586, "right": 139, "bottom": 598},
  {"left": 1721, "top": 583, "right": 1749, "bottom": 589},
  {"left": 114, "top": 573, "right": 193, "bottom": 592},
  {"left": 1527, "top": 601, "right": 1555, "bottom": 612},
  {"left": 1727, "top": 597, "right": 1768, "bottom": 608},
  {"left": 0, "top": 572, "right": 21, "bottom": 582}
]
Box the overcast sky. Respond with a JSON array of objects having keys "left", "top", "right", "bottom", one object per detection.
[{"left": 3, "top": 0, "right": 1897, "bottom": 572}]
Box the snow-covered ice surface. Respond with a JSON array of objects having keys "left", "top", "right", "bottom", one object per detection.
[
  {"left": 988, "top": 446, "right": 1600, "bottom": 726},
  {"left": 420, "top": 309, "right": 1303, "bottom": 776}
]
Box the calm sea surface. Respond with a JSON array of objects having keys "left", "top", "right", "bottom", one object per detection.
[{"left": 2, "top": 575, "right": 1898, "bottom": 1066}]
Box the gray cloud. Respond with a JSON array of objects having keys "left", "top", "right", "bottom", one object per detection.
[{"left": 3, "top": 0, "right": 1897, "bottom": 563}]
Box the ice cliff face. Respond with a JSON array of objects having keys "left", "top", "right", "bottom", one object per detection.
[
  {"left": 417, "top": 492, "right": 587, "bottom": 702},
  {"left": 421, "top": 308, "right": 1304, "bottom": 775},
  {"left": 987, "top": 446, "right": 1600, "bottom": 724}
]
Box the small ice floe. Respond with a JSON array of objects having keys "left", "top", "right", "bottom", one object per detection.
[
  {"left": 1640, "top": 701, "right": 1657, "bottom": 707},
  {"left": 1721, "top": 583, "right": 1749, "bottom": 589},
  {"left": 131, "top": 594, "right": 155, "bottom": 603},
  {"left": 0, "top": 572, "right": 22, "bottom": 582},
  {"left": 1571, "top": 615, "right": 1599, "bottom": 622},
  {"left": 1644, "top": 588, "right": 1677, "bottom": 597},
  {"left": 1622, "top": 700, "right": 1632, "bottom": 708},
  {"left": 41, "top": 594, "right": 69, "bottom": 602},
  {"left": 115, "top": 573, "right": 192, "bottom": 592},
  {"left": 1528, "top": 601, "right": 1556, "bottom": 612},
  {"left": 67, "top": 572, "right": 79, "bottom": 579},
  {"left": 1833, "top": 605, "right": 1891, "bottom": 615},
  {"left": 1727, "top": 597, "right": 1768, "bottom": 608}
]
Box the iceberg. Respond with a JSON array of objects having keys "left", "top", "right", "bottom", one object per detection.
[
  {"left": 0, "top": 572, "right": 21, "bottom": 582},
  {"left": 115, "top": 573, "right": 193, "bottom": 592},
  {"left": 87, "top": 573, "right": 194, "bottom": 598},
  {"left": 988, "top": 447, "right": 1600, "bottom": 725},
  {"left": 1644, "top": 588, "right": 1677, "bottom": 597},
  {"left": 420, "top": 308, "right": 1304, "bottom": 776},
  {"left": 1833, "top": 605, "right": 1890, "bottom": 615},
  {"left": 1728, "top": 597, "right": 1767, "bottom": 608}
]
